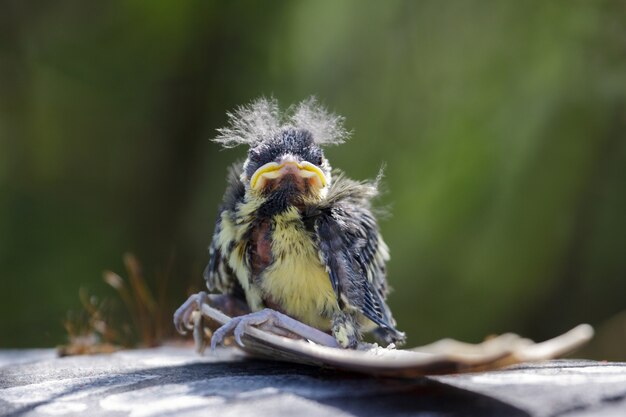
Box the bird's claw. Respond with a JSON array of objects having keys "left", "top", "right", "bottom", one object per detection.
[
  {"left": 210, "top": 308, "right": 340, "bottom": 350},
  {"left": 173, "top": 291, "right": 209, "bottom": 335},
  {"left": 210, "top": 309, "right": 274, "bottom": 351},
  {"left": 175, "top": 299, "right": 340, "bottom": 353},
  {"left": 173, "top": 292, "right": 212, "bottom": 353}
]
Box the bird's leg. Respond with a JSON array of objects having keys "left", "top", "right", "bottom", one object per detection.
[
  {"left": 211, "top": 308, "right": 340, "bottom": 350},
  {"left": 331, "top": 312, "right": 361, "bottom": 349},
  {"left": 173, "top": 292, "right": 250, "bottom": 353}
]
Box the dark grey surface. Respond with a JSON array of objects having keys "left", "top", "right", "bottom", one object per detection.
[{"left": 0, "top": 347, "right": 624, "bottom": 417}]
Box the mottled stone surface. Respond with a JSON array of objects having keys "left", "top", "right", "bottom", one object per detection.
[
  {"left": 0, "top": 347, "right": 624, "bottom": 417},
  {"left": 434, "top": 360, "right": 626, "bottom": 417}
]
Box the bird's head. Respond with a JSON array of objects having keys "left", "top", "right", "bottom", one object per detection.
[
  {"left": 214, "top": 97, "right": 349, "bottom": 204},
  {"left": 243, "top": 128, "right": 330, "bottom": 200}
]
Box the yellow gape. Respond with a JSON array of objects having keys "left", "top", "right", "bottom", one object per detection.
[{"left": 250, "top": 160, "right": 327, "bottom": 190}]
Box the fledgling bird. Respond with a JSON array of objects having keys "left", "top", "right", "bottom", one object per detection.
[{"left": 174, "top": 97, "right": 405, "bottom": 349}]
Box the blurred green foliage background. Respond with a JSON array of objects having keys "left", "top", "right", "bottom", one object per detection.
[{"left": 1, "top": 0, "right": 625, "bottom": 358}]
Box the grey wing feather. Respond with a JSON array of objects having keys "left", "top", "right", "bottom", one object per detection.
[
  {"left": 316, "top": 206, "right": 394, "bottom": 328},
  {"left": 203, "top": 215, "right": 229, "bottom": 292},
  {"left": 203, "top": 162, "right": 246, "bottom": 295},
  {"left": 313, "top": 172, "right": 404, "bottom": 341}
]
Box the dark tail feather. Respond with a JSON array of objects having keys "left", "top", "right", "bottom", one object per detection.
[{"left": 373, "top": 326, "right": 406, "bottom": 347}]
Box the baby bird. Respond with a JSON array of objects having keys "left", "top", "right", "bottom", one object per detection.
[{"left": 174, "top": 97, "right": 405, "bottom": 349}]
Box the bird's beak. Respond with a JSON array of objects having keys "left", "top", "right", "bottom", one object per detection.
[{"left": 250, "top": 156, "right": 327, "bottom": 191}]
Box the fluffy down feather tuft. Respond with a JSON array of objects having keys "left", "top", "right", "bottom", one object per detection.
[{"left": 214, "top": 97, "right": 350, "bottom": 148}]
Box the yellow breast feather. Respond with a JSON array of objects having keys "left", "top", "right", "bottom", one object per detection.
[{"left": 261, "top": 207, "right": 338, "bottom": 330}]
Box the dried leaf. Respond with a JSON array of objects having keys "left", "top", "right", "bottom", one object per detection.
[{"left": 198, "top": 304, "right": 594, "bottom": 377}]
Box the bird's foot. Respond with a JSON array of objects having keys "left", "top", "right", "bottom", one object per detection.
[
  {"left": 173, "top": 291, "right": 208, "bottom": 335},
  {"left": 173, "top": 291, "right": 211, "bottom": 353},
  {"left": 211, "top": 308, "right": 339, "bottom": 351},
  {"left": 173, "top": 292, "right": 250, "bottom": 353}
]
